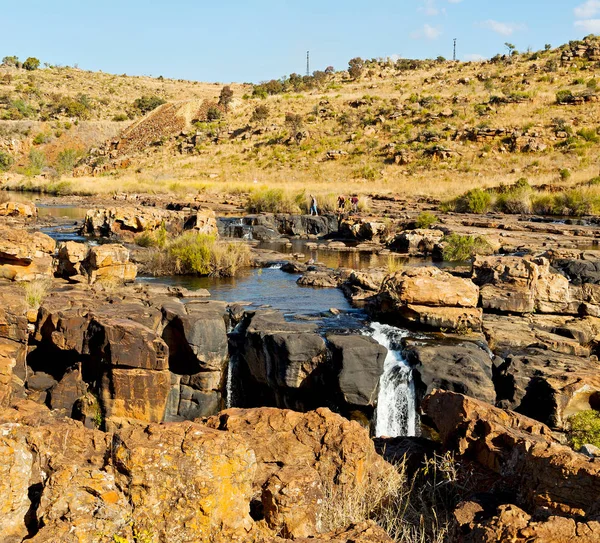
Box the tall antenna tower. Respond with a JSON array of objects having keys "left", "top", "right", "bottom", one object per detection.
[
  {"left": 453, "top": 38, "right": 457, "bottom": 61},
  {"left": 306, "top": 51, "right": 310, "bottom": 76}
]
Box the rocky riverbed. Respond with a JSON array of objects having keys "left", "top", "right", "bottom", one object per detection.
[{"left": 3, "top": 194, "right": 600, "bottom": 542}]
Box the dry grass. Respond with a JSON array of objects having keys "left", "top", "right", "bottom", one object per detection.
[
  {"left": 320, "top": 452, "right": 465, "bottom": 542},
  {"left": 149, "top": 232, "right": 251, "bottom": 276},
  {"left": 21, "top": 278, "right": 51, "bottom": 309}
]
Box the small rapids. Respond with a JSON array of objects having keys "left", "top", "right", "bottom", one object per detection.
[{"left": 370, "top": 322, "right": 417, "bottom": 438}]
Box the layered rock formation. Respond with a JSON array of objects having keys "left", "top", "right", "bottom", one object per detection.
[
  {"left": 0, "top": 227, "right": 55, "bottom": 281},
  {"left": 376, "top": 267, "right": 482, "bottom": 331}
]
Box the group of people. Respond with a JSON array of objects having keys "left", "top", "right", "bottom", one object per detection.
[{"left": 308, "top": 194, "right": 359, "bottom": 216}]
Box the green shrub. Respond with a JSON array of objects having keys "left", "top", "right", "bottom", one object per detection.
[
  {"left": 33, "top": 132, "right": 50, "bottom": 145},
  {"left": 578, "top": 127, "right": 600, "bottom": 143},
  {"left": 568, "top": 410, "right": 600, "bottom": 450},
  {"left": 0, "top": 150, "right": 14, "bottom": 171},
  {"left": 556, "top": 90, "right": 574, "bottom": 104},
  {"left": 23, "top": 57, "right": 40, "bottom": 71},
  {"left": 495, "top": 180, "right": 533, "bottom": 214},
  {"left": 416, "top": 212, "right": 439, "bottom": 229},
  {"left": 135, "top": 225, "right": 168, "bottom": 248},
  {"left": 442, "top": 234, "right": 493, "bottom": 261},
  {"left": 559, "top": 168, "right": 571, "bottom": 181},
  {"left": 133, "top": 95, "right": 166, "bottom": 114},
  {"left": 218, "top": 85, "right": 234, "bottom": 109},
  {"left": 452, "top": 188, "right": 492, "bottom": 214},
  {"left": 250, "top": 104, "right": 269, "bottom": 123},
  {"left": 531, "top": 193, "right": 555, "bottom": 215},
  {"left": 552, "top": 189, "right": 600, "bottom": 216},
  {"left": 56, "top": 148, "right": 81, "bottom": 174},
  {"left": 112, "top": 113, "right": 129, "bottom": 121},
  {"left": 26, "top": 149, "right": 46, "bottom": 176}
]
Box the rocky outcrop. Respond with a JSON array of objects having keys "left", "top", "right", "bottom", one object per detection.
[
  {"left": 0, "top": 201, "right": 36, "bottom": 218},
  {"left": 56, "top": 241, "right": 137, "bottom": 284},
  {"left": 341, "top": 269, "right": 386, "bottom": 302},
  {"left": 0, "top": 281, "right": 230, "bottom": 428},
  {"left": 376, "top": 267, "right": 482, "bottom": 331},
  {"left": 82, "top": 206, "right": 218, "bottom": 240},
  {"left": 472, "top": 256, "right": 578, "bottom": 315},
  {"left": 205, "top": 407, "right": 397, "bottom": 539},
  {"left": 456, "top": 503, "right": 600, "bottom": 543},
  {"left": 388, "top": 228, "right": 444, "bottom": 254},
  {"left": 422, "top": 390, "right": 600, "bottom": 516},
  {"left": 0, "top": 401, "right": 395, "bottom": 542},
  {"left": 339, "top": 218, "right": 389, "bottom": 242},
  {"left": 0, "top": 227, "right": 55, "bottom": 281},
  {"left": 231, "top": 310, "right": 389, "bottom": 421},
  {"left": 86, "top": 244, "right": 137, "bottom": 284},
  {"left": 328, "top": 334, "right": 386, "bottom": 407},
  {"left": 403, "top": 337, "right": 495, "bottom": 404}
]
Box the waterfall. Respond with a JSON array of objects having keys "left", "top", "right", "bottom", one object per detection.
[
  {"left": 370, "top": 322, "right": 417, "bottom": 438},
  {"left": 226, "top": 356, "right": 235, "bottom": 408}
]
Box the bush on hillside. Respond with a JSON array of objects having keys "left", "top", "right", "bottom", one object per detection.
[
  {"left": 23, "top": 57, "right": 40, "bottom": 71},
  {"left": 133, "top": 95, "right": 166, "bottom": 114},
  {"left": 2, "top": 55, "right": 19, "bottom": 67},
  {"left": 56, "top": 148, "right": 81, "bottom": 175},
  {"left": 218, "top": 85, "right": 234, "bottom": 109},
  {"left": 348, "top": 57, "right": 365, "bottom": 79},
  {"left": 250, "top": 104, "right": 269, "bottom": 123},
  {"left": 0, "top": 150, "right": 14, "bottom": 171}
]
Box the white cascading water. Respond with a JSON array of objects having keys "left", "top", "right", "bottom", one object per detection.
[{"left": 370, "top": 322, "right": 417, "bottom": 437}]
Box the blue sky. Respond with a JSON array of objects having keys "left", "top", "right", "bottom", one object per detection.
[{"left": 1, "top": 1, "right": 597, "bottom": 82}]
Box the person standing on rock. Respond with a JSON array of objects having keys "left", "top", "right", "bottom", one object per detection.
[
  {"left": 309, "top": 194, "right": 318, "bottom": 216},
  {"left": 350, "top": 195, "right": 359, "bottom": 214},
  {"left": 337, "top": 194, "right": 346, "bottom": 212}
]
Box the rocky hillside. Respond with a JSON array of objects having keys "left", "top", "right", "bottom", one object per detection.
[{"left": 4, "top": 36, "right": 600, "bottom": 200}]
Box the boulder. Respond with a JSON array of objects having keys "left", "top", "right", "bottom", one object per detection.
[
  {"left": 0, "top": 201, "right": 37, "bottom": 218},
  {"left": 473, "top": 256, "right": 578, "bottom": 315},
  {"left": 0, "top": 227, "right": 55, "bottom": 281},
  {"left": 403, "top": 338, "right": 495, "bottom": 404},
  {"left": 237, "top": 311, "right": 327, "bottom": 392},
  {"left": 456, "top": 503, "right": 600, "bottom": 543},
  {"left": 86, "top": 244, "right": 137, "bottom": 284},
  {"left": 388, "top": 229, "right": 444, "bottom": 254},
  {"left": 422, "top": 390, "right": 600, "bottom": 516},
  {"left": 328, "top": 334, "right": 387, "bottom": 407},
  {"left": 56, "top": 241, "right": 88, "bottom": 278},
  {"left": 205, "top": 407, "right": 397, "bottom": 537},
  {"left": 297, "top": 270, "right": 341, "bottom": 288},
  {"left": 112, "top": 422, "right": 256, "bottom": 540},
  {"left": 339, "top": 218, "right": 388, "bottom": 241},
  {"left": 380, "top": 267, "right": 479, "bottom": 308},
  {"left": 494, "top": 347, "right": 600, "bottom": 429},
  {"left": 376, "top": 267, "right": 480, "bottom": 331}
]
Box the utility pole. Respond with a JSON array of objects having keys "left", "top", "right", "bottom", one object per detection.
[
  {"left": 453, "top": 38, "right": 457, "bottom": 61},
  {"left": 306, "top": 51, "right": 310, "bottom": 76}
]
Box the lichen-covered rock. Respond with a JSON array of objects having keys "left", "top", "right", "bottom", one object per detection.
[
  {"left": 112, "top": 422, "right": 256, "bottom": 541},
  {"left": 388, "top": 228, "right": 444, "bottom": 254}
]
